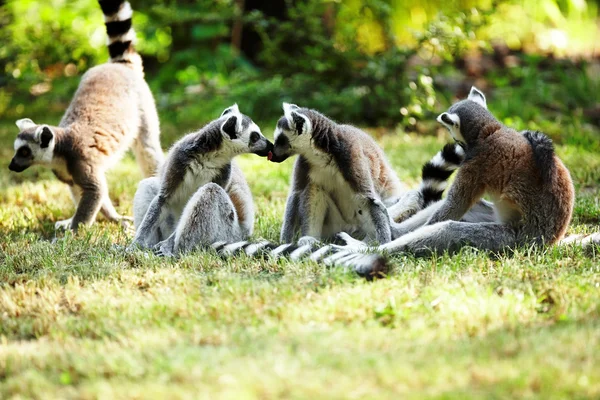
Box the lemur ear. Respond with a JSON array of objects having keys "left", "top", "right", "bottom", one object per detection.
[
  {"left": 282, "top": 103, "right": 311, "bottom": 135},
  {"left": 221, "top": 103, "right": 240, "bottom": 117},
  {"left": 468, "top": 86, "right": 487, "bottom": 109},
  {"left": 221, "top": 115, "right": 238, "bottom": 139},
  {"left": 437, "top": 112, "right": 460, "bottom": 128},
  {"left": 35, "top": 126, "right": 54, "bottom": 148},
  {"left": 16, "top": 118, "right": 36, "bottom": 131},
  {"left": 290, "top": 111, "right": 310, "bottom": 135},
  {"left": 282, "top": 102, "right": 300, "bottom": 118}
]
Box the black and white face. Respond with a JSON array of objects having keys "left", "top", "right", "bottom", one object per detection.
[
  {"left": 9, "top": 118, "right": 55, "bottom": 173},
  {"left": 436, "top": 86, "right": 488, "bottom": 144},
  {"left": 219, "top": 104, "right": 273, "bottom": 157},
  {"left": 269, "top": 103, "right": 312, "bottom": 163}
]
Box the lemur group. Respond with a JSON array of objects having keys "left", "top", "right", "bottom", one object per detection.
[{"left": 8, "top": 1, "right": 599, "bottom": 279}]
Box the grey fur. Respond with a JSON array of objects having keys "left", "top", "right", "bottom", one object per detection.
[
  {"left": 8, "top": 1, "right": 163, "bottom": 232},
  {"left": 270, "top": 103, "right": 461, "bottom": 245},
  {"left": 334, "top": 86, "right": 575, "bottom": 259},
  {"left": 132, "top": 105, "right": 272, "bottom": 253}
]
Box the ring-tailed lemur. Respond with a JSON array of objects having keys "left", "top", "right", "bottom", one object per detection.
[
  {"left": 131, "top": 104, "right": 273, "bottom": 255},
  {"left": 332, "top": 87, "right": 575, "bottom": 262},
  {"left": 8, "top": 0, "right": 164, "bottom": 231},
  {"left": 148, "top": 135, "right": 469, "bottom": 280},
  {"left": 268, "top": 103, "right": 465, "bottom": 245}
]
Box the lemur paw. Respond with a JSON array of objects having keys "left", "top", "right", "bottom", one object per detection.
[
  {"left": 153, "top": 243, "right": 175, "bottom": 258},
  {"left": 333, "top": 232, "right": 367, "bottom": 249},
  {"left": 118, "top": 216, "right": 135, "bottom": 233},
  {"left": 298, "top": 236, "right": 320, "bottom": 246},
  {"left": 55, "top": 218, "right": 73, "bottom": 231}
]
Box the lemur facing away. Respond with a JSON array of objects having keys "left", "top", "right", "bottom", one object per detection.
[
  {"left": 131, "top": 105, "right": 273, "bottom": 255},
  {"left": 8, "top": 0, "right": 164, "bottom": 231},
  {"left": 268, "top": 103, "right": 464, "bottom": 244},
  {"left": 334, "top": 86, "right": 575, "bottom": 262}
]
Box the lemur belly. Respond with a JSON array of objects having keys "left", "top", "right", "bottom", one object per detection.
[
  {"left": 170, "top": 160, "right": 224, "bottom": 216},
  {"left": 309, "top": 166, "right": 377, "bottom": 237},
  {"left": 489, "top": 192, "right": 522, "bottom": 225}
]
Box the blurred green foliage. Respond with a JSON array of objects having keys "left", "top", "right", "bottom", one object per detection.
[{"left": 0, "top": 0, "right": 598, "bottom": 140}]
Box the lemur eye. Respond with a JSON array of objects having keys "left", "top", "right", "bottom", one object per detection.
[
  {"left": 250, "top": 132, "right": 260, "bottom": 144},
  {"left": 18, "top": 147, "right": 31, "bottom": 158}
]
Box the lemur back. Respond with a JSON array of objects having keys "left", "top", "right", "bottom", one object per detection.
[{"left": 9, "top": 0, "right": 164, "bottom": 231}]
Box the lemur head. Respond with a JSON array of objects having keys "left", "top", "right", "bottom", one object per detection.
[
  {"left": 269, "top": 103, "right": 313, "bottom": 163},
  {"left": 219, "top": 104, "right": 273, "bottom": 157},
  {"left": 9, "top": 118, "right": 57, "bottom": 172},
  {"left": 437, "top": 87, "right": 498, "bottom": 147}
]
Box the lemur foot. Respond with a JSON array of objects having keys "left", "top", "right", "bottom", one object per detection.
[
  {"left": 153, "top": 241, "right": 175, "bottom": 258},
  {"left": 333, "top": 232, "right": 368, "bottom": 249},
  {"left": 55, "top": 218, "right": 73, "bottom": 231},
  {"left": 118, "top": 216, "right": 135, "bottom": 233},
  {"left": 298, "top": 236, "right": 320, "bottom": 246}
]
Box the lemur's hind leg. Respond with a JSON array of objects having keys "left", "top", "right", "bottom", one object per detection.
[
  {"left": 132, "top": 177, "right": 175, "bottom": 247},
  {"left": 389, "top": 199, "right": 497, "bottom": 239},
  {"left": 386, "top": 189, "right": 424, "bottom": 223},
  {"left": 163, "top": 183, "right": 244, "bottom": 255},
  {"left": 380, "top": 221, "right": 518, "bottom": 257},
  {"left": 133, "top": 177, "right": 160, "bottom": 230}
]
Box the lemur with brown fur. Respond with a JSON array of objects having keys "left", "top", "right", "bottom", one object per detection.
[
  {"left": 8, "top": 0, "right": 163, "bottom": 231},
  {"left": 335, "top": 87, "right": 575, "bottom": 262}
]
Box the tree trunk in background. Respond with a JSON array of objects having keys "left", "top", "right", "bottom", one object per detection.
[
  {"left": 240, "top": 0, "right": 289, "bottom": 63},
  {"left": 231, "top": 0, "right": 245, "bottom": 53}
]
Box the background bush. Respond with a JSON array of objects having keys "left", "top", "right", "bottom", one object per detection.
[{"left": 0, "top": 0, "right": 598, "bottom": 144}]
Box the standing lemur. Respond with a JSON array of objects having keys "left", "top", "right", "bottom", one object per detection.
[
  {"left": 131, "top": 105, "right": 273, "bottom": 256},
  {"left": 8, "top": 0, "right": 163, "bottom": 231},
  {"left": 332, "top": 87, "right": 575, "bottom": 265}
]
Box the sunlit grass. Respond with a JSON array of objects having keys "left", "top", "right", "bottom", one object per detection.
[{"left": 0, "top": 125, "right": 599, "bottom": 398}]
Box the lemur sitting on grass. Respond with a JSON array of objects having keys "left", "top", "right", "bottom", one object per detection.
[
  {"left": 333, "top": 87, "right": 576, "bottom": 263},
  {"left": 131, "top": 105, "right": 273, "bottom": 256}
]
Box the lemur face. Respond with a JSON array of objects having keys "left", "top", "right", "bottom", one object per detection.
[
  {"left": 219, "top": 104, "right": 273, "bottom": 157},
  {"left": 437, "top": 86, "right": 488, "bottom": 145},
  {"left": 9, "top": 118, "right": 55, "bottom": 172},
  {"left": 269, "top": 103, "right": 312, "bottom": 163}
]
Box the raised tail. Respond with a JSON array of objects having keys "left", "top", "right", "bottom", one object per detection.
[
  {"left": 211, "top": 239, "right": 389, "bottom": 280},
  {"left": 522, "top": 130, "right": 555, "bottom": 183},
  {"left": 419, "top": 143, "right": 464, "bottom": 207},
  {"left": 98, "top": 0, "right": 143, "bottom": 73}
]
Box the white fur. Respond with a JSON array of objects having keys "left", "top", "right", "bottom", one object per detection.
[
  {"left": 16, "top": 118, "right": 36, "bottom": 131},
  {"left": 104, "top": 1, "right": 132, "bottom": 22},
  {"left": 107, "top": 29, "right": 137, "bottom": 45},
  {"left": 437, "top": 112, "right": 464, "bottom": 143},
  {"left": 282, "top": 103, "right": 311, "bottom": 136},
  {"left": 468, "top": 86, "right": 487, "bottom": 109},
  {"left": 420, "top": 180, "right": 448, "bottom": 192},
  {"left": 309, "top": 245, "right": 333, "bottom": 261},
  {"left": 289, "top": 244, "right": 315, "bottom": 261},
  {"left": 13, "top": 138, "right": 27, "bottom": 151},
  {"left": 271, "top": 244, "right": 293, "bottom": 258},
  {"left": 244, "top": 240, "right": 271, "bottom": 256},
  {"left": 220, "top": 241, "right": 249, "bottom": 256}
]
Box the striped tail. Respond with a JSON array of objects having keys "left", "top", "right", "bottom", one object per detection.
[
  {"left": 98, "top": 0, "right": 143, "bottom": 73},
  {"left": 419, "top": 143, "right": 464, "bottom": 207},
  {"left": 211, "top": 239, "right": 389, "bottom": 280}
]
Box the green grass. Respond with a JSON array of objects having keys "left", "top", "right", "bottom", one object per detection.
[{"left": 0, "top": 119, "right": 599, "bottom": 399}]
